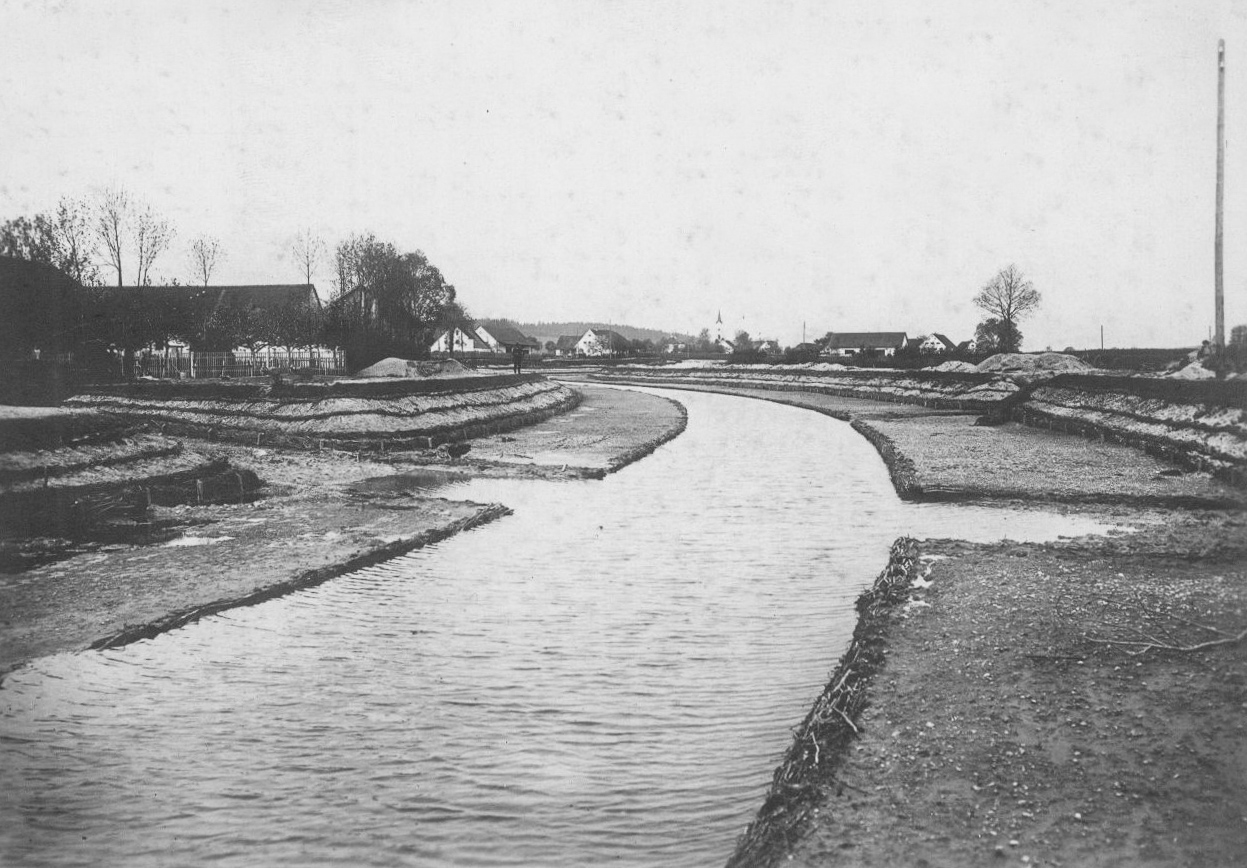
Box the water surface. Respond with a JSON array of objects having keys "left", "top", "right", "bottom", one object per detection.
[{"left": 0, "top": 389, "right": 1116, "bottom": 868}]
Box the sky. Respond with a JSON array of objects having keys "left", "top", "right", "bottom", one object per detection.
[{"left": 4, "top": 0, "right": 1247, "bottom": 349}]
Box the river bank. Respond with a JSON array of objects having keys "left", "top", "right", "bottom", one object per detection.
[{"left": 0, "top": 384, "right": 686, "bottom": 679}]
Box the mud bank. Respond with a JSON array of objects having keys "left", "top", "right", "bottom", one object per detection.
[
  {"left": 0, "top": 385, "right": 685, "bottom": 680},
  {"left": 64, "top": 374, "right": 581, "bottom": 450}
]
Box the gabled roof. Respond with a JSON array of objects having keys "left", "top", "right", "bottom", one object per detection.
[
  {"left": 478, "top": 321, "right": 540, "bottom": 348},
  {"left": 433, "top": 322, "right": 491, "bottom": 350},
  {"left": 918, "top": 333, "right": 956, "bottom": 350},
  {"left": 823, "top": 331, "right": 909, "bottom": 349},
  {"left": 583, "top": 328, "right": 631, "bottom": 350},
  {"left": 555, "top": 335, "right": 580, "bottom": 351}
]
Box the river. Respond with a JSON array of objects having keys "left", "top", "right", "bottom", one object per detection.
[{"left": 0, "top": 388, "right": 1116, "bottom": 867}]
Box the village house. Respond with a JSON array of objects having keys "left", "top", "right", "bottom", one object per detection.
[
  {"left": 429, "top": 322, "right": 492, "bottom": 355},
  {"left": 429, "top": 321, "right": 540, "bottom": 356},
  {"left": 576, "top": 328, "right": 631, "bottom": 357},
  {"left": 821, "top": 331, "right": 910, "bottom": 357},
  {"left": 553, "top": 335, "right": 581, "bottom": 357},
  {"left": 913, "top": 333, "right": 957, "bottom": 353},
  {"left": 474, "top": 322, "right": 542, "bottom": 355}
]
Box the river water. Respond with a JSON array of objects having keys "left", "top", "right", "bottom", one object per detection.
[{"left": 0, "top": 389, "right": 1116, "bottom": 868}]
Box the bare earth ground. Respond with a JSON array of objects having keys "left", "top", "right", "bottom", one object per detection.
[
  {"left": 596, "top": 377, "right": 1247, "bottom": 867},
  {"left": 0, "top": 385, "right": 685, "bottom": 678}
]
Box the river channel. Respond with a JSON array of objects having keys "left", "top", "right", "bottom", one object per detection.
[{"left": 0, "top": 389, "right": 1117, "bottom": 867}]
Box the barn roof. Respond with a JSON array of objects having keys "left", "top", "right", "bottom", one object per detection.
[{"left": 823, "top": 331, "right": 909, "bottom": 349}]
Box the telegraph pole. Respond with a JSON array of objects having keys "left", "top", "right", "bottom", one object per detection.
[{"left": 1215, "top": 39, "right": 1226, "bottom": 350}]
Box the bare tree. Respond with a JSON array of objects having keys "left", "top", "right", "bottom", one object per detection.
[
  {"left": 291, "top": 228, "right": 326, "bottom": 286},
  {"left": 189, "top": 235, "right": 223, "bottom": 286},
  {"left": 134, "top": 204, "right": 174, "bottom": 286},
  {"left": 91, "top": 187, "right": 175, "bottom": 286},
  {"left": 93, "top": 186, "right": 129, "bottom": 286},
  {"left": 973, "top": 264, "right": 1041, "bottom": 354}
]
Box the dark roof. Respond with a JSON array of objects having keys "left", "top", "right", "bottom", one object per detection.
[
  {"left": 98, "top": 284, "right": 320, "bottom": 319},
  {"left": 824, "top": 331, "right": 909, "bottom": 350},
  {"left": 555, "top": 335, "right": 580, "bottom": 351},
  {"left": 586, "top": 328, "right": 630, "bottom": 350},
  {"left": 479, "top": 321, "right": 540, "bottom": 348},
  {"left": 920, "top": 333, "right": 956, "bottom": 350}
]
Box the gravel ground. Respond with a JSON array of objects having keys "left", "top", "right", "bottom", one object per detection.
[{"left": 0, "top": 385, "right": 685, "bottom": 678}]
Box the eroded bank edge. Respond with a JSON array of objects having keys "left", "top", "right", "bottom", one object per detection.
[{"left": 727, "top": 537, "right": 921, "bottom": 868}]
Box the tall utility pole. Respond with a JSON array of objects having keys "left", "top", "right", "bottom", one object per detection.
[{"left": 1215, "top": 39, "right": 1226, "bottom": 350}]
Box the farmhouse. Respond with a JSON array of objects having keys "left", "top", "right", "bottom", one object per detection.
[
  {"left": 913, "top": 333, "right": 956, "bottom": 353},
  {"left": 822, "top": 332, "right": 910, "bottom": 357},
  {"left": 473, "top": 322, "right": 541, "bottom": 354},
  {"left": 429, "top": 323, "right": 493, "bottom": 355},
  {"left": 576, "top": 328, "right": 631, "bottom": 357}
]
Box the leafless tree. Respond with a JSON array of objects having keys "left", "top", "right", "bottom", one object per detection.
[
  {"left": 93, "top": 186, "right": 130, "bottom": 286},
  {"left": 291, "top": 228, "right": 326, "bottom": 286},
  {"left": 134, "top": 204, "right": 174, "bottom": 286},
  {"left": 91, "top": 187, "right": 175, "bottom": 286},
  {"left": 973, "top": 264, "right": 1041, "bottom": 354},
  {"left": 189, "top": 235, "right": 223, "bottom": 286}
]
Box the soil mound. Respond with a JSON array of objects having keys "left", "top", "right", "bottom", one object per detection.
[
  {"left": 1166, "top": 360, "right": 1217, "bottom": 380},
  {"left": 354, "top": 357, "right": 484, "bottom": 379},
  {"left": 976, "top": 352, "right": 1092, "bottom": 373},
  {"left": 927, "top": 360, "right": 978, "bottom": 373}
]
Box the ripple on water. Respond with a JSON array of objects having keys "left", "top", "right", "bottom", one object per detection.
[{"left": 0, "top": 389, "right": 1118, "bottom": 868}]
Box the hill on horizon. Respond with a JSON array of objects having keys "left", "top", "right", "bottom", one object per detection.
[{"left": 481, "top": 319, "right": 694, "bottom": 347}]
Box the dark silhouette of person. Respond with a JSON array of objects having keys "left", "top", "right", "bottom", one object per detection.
[{"left": 512, "top": 345, "right": 524, "bottom": 374}]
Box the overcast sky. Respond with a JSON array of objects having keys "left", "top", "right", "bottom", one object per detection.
[{"left": 5, "top": 0, "right": 1247, "bottom": 348}]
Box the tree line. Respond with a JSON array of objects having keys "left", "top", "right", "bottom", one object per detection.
[{"left": 1, "top": 188, "right": 466, "bottom": 372}]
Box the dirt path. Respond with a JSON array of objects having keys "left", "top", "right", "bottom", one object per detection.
[{"left": 0, "top": 385, "right": 685, "bottom": 679}]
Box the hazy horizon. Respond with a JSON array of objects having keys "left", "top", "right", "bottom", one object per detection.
[{"left": 5, "top": 0, "right": 1246, "bottom": 350}]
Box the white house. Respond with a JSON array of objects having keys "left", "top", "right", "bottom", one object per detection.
[
  {"left": 914, "top": 333, "right": 956, "bottom": 353},
  {"left": 430, "top": 323, "right": 492, "bottom": 355},
  {"left": 576, "top": 328, "right": 630, "bottom": 357}
]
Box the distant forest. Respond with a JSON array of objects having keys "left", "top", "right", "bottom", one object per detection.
[{"left": 482, "top": 319, "right": 694, "bottom": 347}]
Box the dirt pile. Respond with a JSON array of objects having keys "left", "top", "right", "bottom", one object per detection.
[
  {"left": 353, "top": 357, "right": 487, "bottom": 379},
  {"left": 975, "top": 352, "right": 1093, "bottom": 374}
]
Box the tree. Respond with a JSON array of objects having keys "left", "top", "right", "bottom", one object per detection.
[
  {"left": 973, "top": 264, "right": 1040, "bottom": 353},
  {"left": 291, "top": 228, "right": 326, "bottom": 287},
  {"left": 1, "top": 198, "right": 99, "bottom": 285},
  {"left": 93, "top": 186, "right": 129, "bottom": 286},
  {"left": 974, "top": 317, "right": 1022, "bottom": 355},
  {"left": 694, "top": 328, "right": 713, "bottom": 352},
  {"left": 133, "top": 204, "right": 174, "bottom": 286},
  {"left": 329, "top": 233, "right": 460, "bottom": 369},
  {"left": 734, "top": 329, "right": 752, "bottom": 350},
  {"left": 544, "top": 340, "right": 556, "bottom": 353},
  {"left": 92, "top": 186, "right": 175, "bottom": 286},
  {"left": 188, "top": 236, "right": 223, "bottom": 286}
]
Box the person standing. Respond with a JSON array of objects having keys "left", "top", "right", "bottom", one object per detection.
[{"left": 512, "top": 345, "right": 524, "bottom": 374}]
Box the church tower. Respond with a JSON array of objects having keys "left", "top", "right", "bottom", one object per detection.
[{"left": 715, "top": 310, "right": 723, "bottom": 343}]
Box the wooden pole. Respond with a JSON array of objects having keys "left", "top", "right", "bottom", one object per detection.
[{"left": 1216, "top": 39, "right": 1226, "bottom": 350}]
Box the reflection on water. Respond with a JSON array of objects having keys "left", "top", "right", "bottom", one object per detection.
[{"left": 0, "top": 389, "right": 1116, "bottom": 868}]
